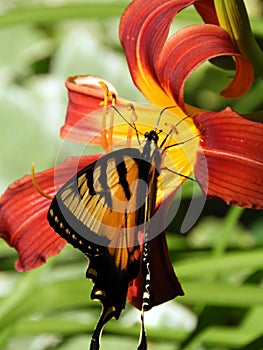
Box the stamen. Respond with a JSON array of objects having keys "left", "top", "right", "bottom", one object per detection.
[
  {"left": 164, "top": 122, "right": 179, "bottom": 135},
  {"left": 98, "top": 82, "right": 117, "bottom": 152},
  {"left": 99, "top": 81, "right": 110, "bottom": 151},
  {"left": 154, "top": 105, "right": 177, "bottom": 131},
  {"left": 161, "top": 114, "right": 194, "bottom": 149},
  {"left": 107, "top": 92, "right": 117, "bottom": 153},
  {"left": 108, "top": 91, "right": 116, "bottom": 106},
  {"left": 31, "top": 162, "right": 54, "bottom": 200},
  {"left": 126, "top": 103, "right": 139, "bottom": 147}
]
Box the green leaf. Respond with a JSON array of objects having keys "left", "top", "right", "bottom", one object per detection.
[
  {"left": 180, "top": 281, "right": 263, "bottom": 307},
  {"left": 175, "top": 249, "right": 263, "bottom": 279},
  {"left": 0, "top": 2, "right": 129, "bottom": 27}
]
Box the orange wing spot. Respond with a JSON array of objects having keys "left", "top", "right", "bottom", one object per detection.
[
  {"left": 108, "top": 247, "right": 129, "bottom": 271},
  {"left": 129, "top": 248, "right": 140, "bottom": 263}
]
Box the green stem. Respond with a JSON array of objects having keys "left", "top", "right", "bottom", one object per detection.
[
  {"left": 215, "top": 0, "right": 263, "bottom": 77},
  {"left": 213, "top": 206, "right": 244, "bottom": 258}
]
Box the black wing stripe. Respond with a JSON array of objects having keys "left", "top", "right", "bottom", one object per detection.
[
  {"left": 97, "top": 161, "right": 113, "bottom": 208},
  {"left": 86, "top": 168, "right": 96, "bottom": 196},
  {"left": 116, "top": 153, "right": 131, "bottom": 201}
]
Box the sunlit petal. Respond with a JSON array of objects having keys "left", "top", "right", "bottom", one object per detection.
[
  {"left": 120, "top": 0, "right": 196, "bottom": 107},
  {"left": 61, "top": 91, "right": 200, "bottom": 203},
  {"left": 120, "top": 0, "right": 254, "bottom": 111}
]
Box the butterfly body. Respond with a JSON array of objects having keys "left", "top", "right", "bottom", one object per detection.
[{"left": 47, "top": 129, "right": 166, "bottom": 349}]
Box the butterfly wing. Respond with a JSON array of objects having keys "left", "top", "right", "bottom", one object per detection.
[{"left": 47, "top": 148, "right": 150, "bottom": 338}]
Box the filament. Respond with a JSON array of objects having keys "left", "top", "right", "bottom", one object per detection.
[{"left": 31, "top": 162, "right": 54, "bottom": 200}]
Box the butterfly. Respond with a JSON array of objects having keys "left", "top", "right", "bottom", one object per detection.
[{"left": 47, "top": 105, "right": 196, "bottom": 350}]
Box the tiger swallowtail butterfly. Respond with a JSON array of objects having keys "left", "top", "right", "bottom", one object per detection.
[{"left": 47, "top": 106, "right": 193, "bottom": 350}]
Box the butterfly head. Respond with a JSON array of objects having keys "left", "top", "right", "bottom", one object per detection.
[{"left": 144, "top": 130, "right": 159, "bottom": 144}]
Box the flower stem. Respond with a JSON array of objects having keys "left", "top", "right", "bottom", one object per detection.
[{"left": 215, "top": 0, "right": 263, "bottom": 77}]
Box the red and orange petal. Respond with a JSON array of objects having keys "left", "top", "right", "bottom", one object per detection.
[
  {"left": 60, "top": 75, "right": 195, "bottom": 149},
  {"left": 194, "top": 108, "right": 263, "bottom": 209},
  {"left": 60, "top": 76, "right": 130, "bottom": 145},
  {"left": 120, "top": 0, "right": 254, "bottom": 112},
  {"left": 60, "top": 79, "right": 200, "bottom": 203},
  {"left": 128, "top": 194, "right": 185, "bottom": 308},
  {"left": 158, "top": 25, "right": 254, "bottom": 108},
  {"left": 61, "top": 76, "right": 129, "bottom": 143},
  {"left": 0, "top": 155, "right": 99, "bottom": 271},
  {"left": 120, "top": 0, "right": 196, "bottom": 108}
]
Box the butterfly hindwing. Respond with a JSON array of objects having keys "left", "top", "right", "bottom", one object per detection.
[{"left": 47, "top": 147, "right": 157, "bottom": 326}]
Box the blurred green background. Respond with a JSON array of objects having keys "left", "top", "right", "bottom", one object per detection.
[{"left": 0, "top": 1, "right": 263, "bottom": 349}]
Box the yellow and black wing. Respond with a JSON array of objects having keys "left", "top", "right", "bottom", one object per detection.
[{"left": 47, "top": 147, "right": 155, "bottom": 342}]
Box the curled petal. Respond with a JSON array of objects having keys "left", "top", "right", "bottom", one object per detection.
[
  {"left": 120, "top": 0, "right": 254, "bottom": 111},
  {"left": 158, "top": 24, "right": 254, "bottom": 109},
  {"left": 194, "top": 108, "right": 263, "bottom": 209},
  {"left": 0, "top": 155, "right": 100, "bottom": 271},
  {"left": 220, "top": 56, "right": 254, "bottom": 98},
  {"left": 120, "top": 0, "right": 196, "bottom": 107}
]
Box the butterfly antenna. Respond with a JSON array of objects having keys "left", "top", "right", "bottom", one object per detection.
[
  {"left": 154, "top": 105, "right": 177, "bottom": 132},
  {"left": 164, "top": 114, "right": 193, "bottom": 135},
  {"left": 111, "top": 104, "right": 143, "bottom": 145},
  {"left": 111, "top": 105, "right": 143, "bottom": 134},
  {"left": 162, "top": 133, "right": 201, "bottom": 153}
]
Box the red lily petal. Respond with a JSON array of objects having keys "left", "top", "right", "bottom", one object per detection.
[
  {"left": 61, "top": 75, "right": 128, "bottom": 144},
  {"left": 120, "top": 0, "right": 254, "bottom": 110},
  {"left": 158, "top": 24, "right": 254, "bottom": 109},
  {"left": 128, "top": 231, "right": 184, "bottom": 309},
  {"left": 0, "top": 155, "right": 99, "bottom": 271},
  {"left": 194, "top": 0, "right": 219, "bottom": 25},
  {"left": 194, "top": 108, "right": 263, "bottom": 209},
  {"left": 61, "top": 76, "right": 189, "bottom": 152},
  {"left": 127, "top": 196, "right": 184, "bottom": 309},
  {"left": 120, "top": 0, "right": 196, "bottom": 107}
]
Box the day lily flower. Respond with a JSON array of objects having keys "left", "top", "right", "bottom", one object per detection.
[{"left": 0, "top": 0, "right": 263, "bottom": 333}]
